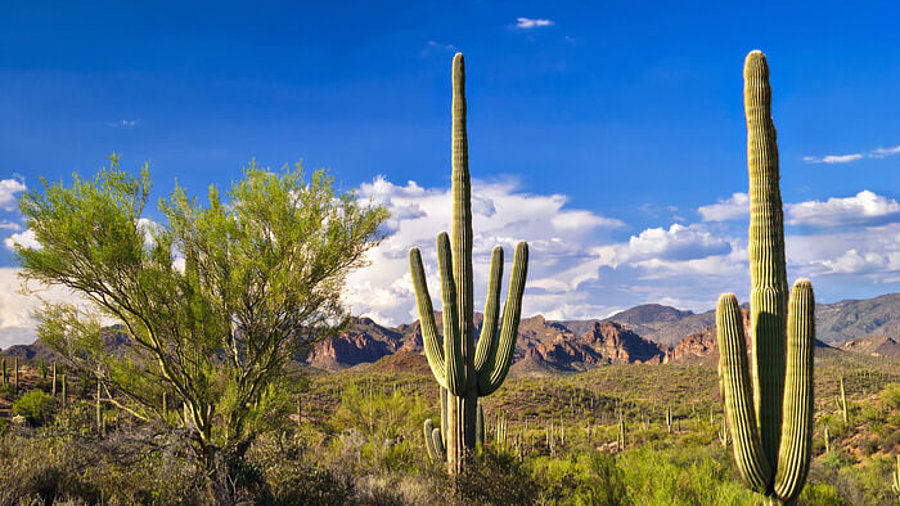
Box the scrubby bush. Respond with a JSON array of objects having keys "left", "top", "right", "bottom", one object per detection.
[
  {"left": 456, "top": 448, "right": 542, "bottom": 505},
  {"left": 12, "top": 391, "right": 56, "bottom": 425}
]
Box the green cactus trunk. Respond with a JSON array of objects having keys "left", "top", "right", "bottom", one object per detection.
[
  {"left": 1, "top": 358, "right": 6, "bottom": 384},
  {"left": 716, "top": 50, "right": 815, "bottom": 506},
  {"left": 409, "top": 53, "right": 529, "bottom": 475},
  {"left": 892, "top": 455, "right": 899, "bottom": 495},
  {"left": 51, "top": 363, "right": 57, "bottom": 398},
  {"left": 424, "top": 387, "right": 483, "bottom": 462},
  {"left": 61, "top": 374, "right": 67, "bottom": 406},
  {"left": 13, "top": 358, "right": 18, "bottom": 394},
  {"left": 839, "top": 376, "right": 848, "bottom": 424}
]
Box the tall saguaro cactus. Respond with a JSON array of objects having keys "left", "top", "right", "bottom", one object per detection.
[
  {"left": 716, "top": 50, "right": 815, "bottom": 506},
  {"left": 409, "top": 53, "right": 529, "bottom": 475}
]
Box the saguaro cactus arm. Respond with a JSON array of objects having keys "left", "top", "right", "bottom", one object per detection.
[
  {"left": 424, "top": 419, "right": 439, "bottom": 461},
  {"left": 409, "top": 248, "right": 446, "bottom": 388},
  {"left": 437, "top": 232, "right": 465, "bottom": 395},
  {"left": 477, "top": 241, "right": 529, "bottom": 396},
  {"left": 474, "top": 247, "right": 503, "bottom": 372},
  {"left": 774, "top": 279, "right": 815, "bottom": 503},
  {"left": 718, "top": 293, "right": 772, "bottom": 492}
]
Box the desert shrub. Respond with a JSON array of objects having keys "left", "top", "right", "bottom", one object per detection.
[
  {"left": 329, "top": 383, "right": 429, "bottom": 473},
  {"left": 533, "top": 452, "right": 629, "bottom": 505},
  {"left": 879, "top": 382, "right": 900, "bottom": 409},
  {"left": 455, "top": 448, "right": 541, "bottom": 506},
  {"left": 0, "top": 427, "right": 208, "bottom": 506},
  {"left": 617, "top": 446, "right": 753, "bottom": 506},
  {"left": 12, "top": 391, "right": 56, "bottom": 425},
  {"left": 50, "top": 401, "right": 96, "bottom": 436},
  {"left": 798, "top": 482, "right": 848, "bottom": 505},
  {"left": 245, "top": 431, "right": 355, "bottom": 506}
]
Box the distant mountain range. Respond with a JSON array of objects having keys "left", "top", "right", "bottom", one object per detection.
[
  {"left": 304, "top": 293, "right": 900, "bottom": 372},
  {"left": 3, "top": 294, "right": 899, "bottom": 373}
]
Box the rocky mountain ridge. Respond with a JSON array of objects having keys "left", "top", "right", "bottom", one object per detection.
[{"left": 4, "top": 294, "right": 897, "bottom": 374}]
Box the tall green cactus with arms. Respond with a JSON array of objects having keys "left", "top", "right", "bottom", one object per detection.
[
  {"left": 409, "top": 53, "right": 529, "bottom": 475},
  {"left": 717, "top": 50, "right": 815, "bottom": 505}
]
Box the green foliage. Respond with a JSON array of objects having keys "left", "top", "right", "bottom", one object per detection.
[
  {"left": 332, "top": 383, "right": 429, "bottom": 473},
  {"left": 618, "top": 447, "right": 755, "bottom": 506},
  {"left": 16, "top": 155, "right": 387, "bottom": 463},
  {"left": 879, "top": 382, "right": 900, "bottom": 409},
  {"left": 245, "top": 432, "right": 355, "bottom": 506},
  {"left": 532, "top": 452, "right": 628, "bottom": 505},
  {"left": 12, "top": 391, "right": 56, "bottom": 425},
  {"left": 456, "top": 448, "right": 541, "bottom": 506},
  {"left": 797, "top": 482, "right": 848, "bottom": 505}
]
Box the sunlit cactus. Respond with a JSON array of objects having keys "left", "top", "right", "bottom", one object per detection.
[
  {"left": 423, "top": 387, "right": 483, "bottom": 462},
  {"left": 892, "top": 455, "right": 900, "bottom": 496},
  {"left": 716, "top": 50, "right": 815, "bottom": 505},
  {"left": 409, "top": 52, "right": 529, "bottom": 475},
  {"left": 838, "top": 376, "right": 849, "bottom": 423},
  {"left": 719, "top": 417, "right": 731, "bottom": 448}
]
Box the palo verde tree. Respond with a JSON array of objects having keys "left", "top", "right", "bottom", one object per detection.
[{"left": 15, "top": 155, "right": 387, "bottom": 466}]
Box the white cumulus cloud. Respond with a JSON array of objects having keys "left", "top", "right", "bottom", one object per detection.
[
  {"left": 344, "top": 176, "right": 621, "bottom": 325},
  {"left": 787, "top": 190, "right": 900, "bottom": 227},
  {"left": 4, "top": 229, "right": 39, "bottom": 251},
  {"left": 0, "top": 178, "right": 26, "bottom": 211},
  {"left": 698, "top": 192, "right": 749, "bottom": 222}
]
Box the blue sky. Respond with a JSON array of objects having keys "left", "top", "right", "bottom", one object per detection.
[{"left": 1, "top": 1, "right": 899, "bottom": 343}]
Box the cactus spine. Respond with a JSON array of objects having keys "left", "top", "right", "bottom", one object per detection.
[
  {"left": 717, "top": 50, "right": 815, "bottom": 505},
  {"left": 409, "top": 52, "right": 529, "bottom": 475}
]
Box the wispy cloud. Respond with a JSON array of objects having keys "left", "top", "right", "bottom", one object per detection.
[
  {"left": 425, "top": 40, "right": 457, "bottom": 52},
  {"left": 802, "top": 153, "right": 863, "bottom": 164},
  {"left": 870, "top": 145, "right": 900, "bottom": 158},
  {"left": 110, "top": 119, "right": 137, "bottom": 128},
  {"left": 514, "top": 17, "right": 555, "bottom": 29},
  {"left": 803, "top": 143, "right": 900, "bottom": 164},
  {"left": 0, "top": 178, "right": 26, "bottom": 211},
  {"left": 0, "top": 221, "right": 21, "bottom": 231}
]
